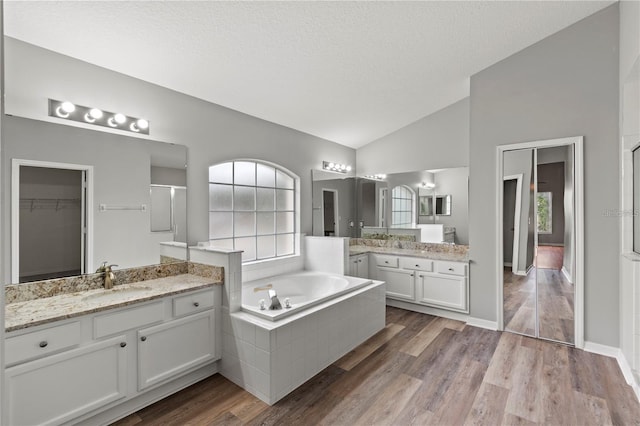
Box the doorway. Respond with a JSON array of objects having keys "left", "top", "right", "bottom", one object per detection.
[
  {"left": 497, "top": 137, "right": 583, "bottom": 347},
  {"left": 12, "top": 159, "right": 93, "bottom": 283},
  {"left": 322, "top": 189, "right": 338, "bottom": 236}
]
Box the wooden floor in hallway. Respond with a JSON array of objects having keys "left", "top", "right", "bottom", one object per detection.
[{"left": 113, "top": 307, "right": 639, "bottom": 426}]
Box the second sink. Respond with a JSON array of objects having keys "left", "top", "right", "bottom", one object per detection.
[{"left": 82, "top": 286, "right": 152, "bottom": 303}]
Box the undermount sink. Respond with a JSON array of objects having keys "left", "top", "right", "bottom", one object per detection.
[{"left": 82, "top": 286, "right": 152, "bottom": 303}]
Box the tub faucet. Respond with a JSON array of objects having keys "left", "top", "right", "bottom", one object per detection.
[
  {"left": 96, "top": 262, "right": 118, "bottom": 289},
  {"left": 268, "top": 289, "right": 283, "bottom": 310}
]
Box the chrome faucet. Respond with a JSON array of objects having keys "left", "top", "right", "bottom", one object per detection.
[
  {"left": 267, "top": 289, "right": 283, "bottom": 310},
  {"left": 96, "top": 262, "right": 118, "bottom": 289}
]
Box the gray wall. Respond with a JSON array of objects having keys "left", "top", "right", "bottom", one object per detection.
[
  {"left": 469, "top": 4, "right": 620, "bottom": 346},
  {"left": 3, "top": 38, "right": 355, "bottom": 260},
  {"left": 356, "top": 97, "right": 469, "bottom": 175}
]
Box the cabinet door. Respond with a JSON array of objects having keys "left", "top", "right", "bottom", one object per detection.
[
  {"left": 377, "top": 267, "right": 415, "bottom": 301},
  {"left": 357, "top": 255, "right": 370, "bottom": 279},
  {"left": 138, "top": 310, "right": 216, "bottom": 391},
  {"left": 416, "top": 273, "right": 467, "bottom": 312},
  {"left": 5, "top": 336, "right": 128, "bottom": 426},
  {"left": 349, "top": 256, "right": 360, "bottom": 277}
]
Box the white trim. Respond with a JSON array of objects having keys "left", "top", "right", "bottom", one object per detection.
[
  {"left": 561, "top": 266, "right": 573, "bottom": 284},
  {"left": 513, "top": 269, "right": 528, "bottom": 277},
  {"left": 11, "top": 159, "right": 94, "bottom": 283},
  {"left": 583, "top": 342, "right": 640, "bottom": 402},
  {"left": 466, "top": 317, "right": 499, "bottom": 331},
  {"left": 503, "top": 174, "right": 523, "bottom": 275},
  {"left": 583, "top": 341, "right": 619, "bottom": 358},
  {"left": 496, "top": 136, "right": 584, "bottom": 350}
]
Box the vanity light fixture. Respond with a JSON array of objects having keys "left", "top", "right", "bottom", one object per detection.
[
  {"left": 422, "top": 182, "right": 436, "bottom": 189},
  {"left": 323, "top": 161, "right": 352, "bottom": 174},
  {"left": 48, "top": 99, "right": 150, "bottom": 135},
  {"left": 363, "top": 174, "right": 386, "bottom": 180}
]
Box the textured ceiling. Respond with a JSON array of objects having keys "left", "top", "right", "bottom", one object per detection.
[{"left": 4, "top": 1, "right": 614, "bottom": 148}]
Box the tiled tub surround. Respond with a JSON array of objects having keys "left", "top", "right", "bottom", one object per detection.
[
  {"left": 349, "top": 237, "right": 469, "bottom": 262},
  {"left": 221, "top": 280, "right": 386, "bottom": 404},
  {"left": 5, "top": 262, "right": 224, "bottom": 331}
]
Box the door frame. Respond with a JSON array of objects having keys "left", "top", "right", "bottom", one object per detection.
[
  {"left": 496, "top": 136, "right": 584, "bottom": 349},
  {"left": 503, "top": 174, "right": 523, "bottom": 275},
  {"left": 321, "top": 188, "right": 338, "bottom": 237},
  {"left": 11, "top": 159, "right": 94, "bottom": 283}
]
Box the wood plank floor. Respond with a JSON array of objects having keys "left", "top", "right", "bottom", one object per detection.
[
  {"left": 504, "top": 265, "right": 574, "bottom": 344},
  {"left": 113, "top": 307, "right": 639, "bottom": 426}
]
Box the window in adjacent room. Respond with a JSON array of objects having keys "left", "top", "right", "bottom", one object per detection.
[{"left": 537, "top": 191, "right": 552, "bottom": 234}]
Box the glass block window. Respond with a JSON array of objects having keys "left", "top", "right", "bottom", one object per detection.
[
  {"left": 209, "top": 161, "right": 297, "bottom": 262},
  {"left": 391, "top": 185, "right": 415, "bottom": 228}
]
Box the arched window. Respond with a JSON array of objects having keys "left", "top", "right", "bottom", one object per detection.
[
  {"left": 208, "top": 160, "right": 298, "bottom": 262},
  {"left": 391, "top": 185, "right": 415, "bottom": 228}
]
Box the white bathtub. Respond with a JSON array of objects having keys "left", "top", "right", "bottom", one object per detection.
[{"left": 242, "top": 271, "right": 373, "bottom": 321}]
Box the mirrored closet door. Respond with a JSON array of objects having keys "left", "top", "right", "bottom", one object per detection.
[{"left": 502, "top": 144, "right": 576, "bottom": 345}]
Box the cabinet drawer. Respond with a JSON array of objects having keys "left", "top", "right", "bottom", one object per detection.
[
  {"left": 436, "top": 261, "right": 467, "bottom": 276},
  {"left": 173, "top": 289, "right": 215, "bottom": 317},
  {"left": 399, "top": 257, "right": 433, "bottom": 272},
  {"left": 6, "top": 321, "right": 81, "bottom": 366},
  {"left": 375, "top": 255, "right": 399, "bottom": 268},
  {"left": 94, "top": 301, "right": 164, "bottom": 339}
]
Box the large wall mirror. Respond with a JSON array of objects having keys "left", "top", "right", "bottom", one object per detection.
[
  {"left": 2, "top": 116, "right": 188, "bottom": 285},
  {"left": 498, "top": 136, "right": 583, "bottom": 347},
  {"left": 311, "top": 167, "right": 469, "bottom": 244}
]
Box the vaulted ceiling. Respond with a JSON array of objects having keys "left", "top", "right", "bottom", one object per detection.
[{"left": 4, "top": 1, "right": 614, "bottom": 148}]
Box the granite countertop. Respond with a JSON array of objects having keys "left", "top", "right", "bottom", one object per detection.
[
  {"left": 349, "top": 245, "right": 469, "bottom": 262},
  {"left": 6, "top": 274, "right": 222, "bottom": 333}
]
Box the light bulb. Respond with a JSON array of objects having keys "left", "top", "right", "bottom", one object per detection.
[
  {"left": 114, "top": 113, "right": 126, "bottom": 124},
  {"left": 84, "top": 108, "right": 103, "bottom": 123},
  {"left": 61, "top": 102, "right": 75, "bottom": 113},
  {"left": 136, "top": 118, "right": 149, "bottom": 129},
  {"left": 55, "top": 101, "right": 76, "bottom": 118},
  {"left": 328, "top": 162, "right": 335, "bottom": 169}
]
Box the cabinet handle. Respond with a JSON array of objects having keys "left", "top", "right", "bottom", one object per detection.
[
  {"left": 39, "top": 341, "right": 48, "bottom": 348},
  {"left": 140, "top": 336, "right": 147, "bottom": 342},
  {"left": 385, "top": 261, "right": 389, "bottom": 264},
  {"left": 358, "top": 260, "right": 362, "bottom": 263},
  {"left": 415, "top": 264, "right": 420, "bottom": 267},
  {"left": 410, "top": 274, "right": 414, "bottom": 277},
  {"left": 448, "top": 268, "right": 454, "bottom": 271},
  {"left": 193, "top": 302, "right": 200, "bottom": 307},
  {"left": 120, "top": 342, "right": 127, "bottom": 348}
]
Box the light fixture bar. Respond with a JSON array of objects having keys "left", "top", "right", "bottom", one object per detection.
[
  {"left": 363, "top": 174, "right": 386, "bottom": 181},
  {"left": 322, "top": 161, "right": 352, "bottom": 174},
  {"left": 48, "top": 99, "right": 150, "bottom": 135}
]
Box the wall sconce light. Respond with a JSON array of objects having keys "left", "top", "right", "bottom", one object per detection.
[
  {"left": 364, "top": 174, "right": 386, "bottom": 180},
  {"left": 323, "top": 161, "right": 352, "bottom": 173},
  {"left": 422, "top": 182, "right": 436, "bottom": 189},
  {"left": 48, "top": 99, "right": 150, "bottom": 135}
]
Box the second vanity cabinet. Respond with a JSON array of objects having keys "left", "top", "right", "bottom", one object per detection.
[
  {"left": 348, "top": 253, "right": 370, "bottom": 279},
  {"left": 371, "top": 253, "right": 469, "bottom": 313},
  {"left": 4, "top": 286, "right": 221, "bottom": 426}
]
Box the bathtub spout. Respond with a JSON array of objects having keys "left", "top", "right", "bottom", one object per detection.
[{"left": 268, "top": 289, "right": 283, "bottom": 310}]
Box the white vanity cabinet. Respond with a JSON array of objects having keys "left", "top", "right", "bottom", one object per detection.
[
  {"left": 348, "top": 253, "right": 370, "bottom": 279},
  {"left": 372, "top": 254, "right": 469, "bottom": 313},
  {"left": 4, "top": 285, "right": 221, "bottom": 426},
  {"left": 5, "top": 335, "right": 128, "bottom": 426}
]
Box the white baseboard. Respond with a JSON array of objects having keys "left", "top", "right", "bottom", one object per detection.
[
  {"left": 561, "top": 266, "right": 573, "bottom": 283},
  {"left": 466, "top": 317, "right": 499, "bottom": 331},
  {"left": 584, "top": 341, "right": 640, "bottom": 402},
  {"left": 514, "top": 270, "right": 527, "bottom": 276}
]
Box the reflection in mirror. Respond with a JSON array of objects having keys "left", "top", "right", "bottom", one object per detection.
[
  {"left": 311, "top": 169, "right": 356, "bottom": 237},
  {"left": 311, "top": 167, "right": 469, "bottom": 244},
  {"left": 435, "top": 194, "right": 452, "bottom": 216},
  {"left": 3, "top": 116, "right": 188, "bottom": 285},
  {"left": 502, "top": 144, "right": 575, "bottom": 345}
]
